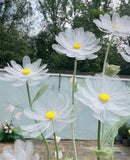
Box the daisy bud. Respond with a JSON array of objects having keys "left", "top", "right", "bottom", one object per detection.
[
  {"left": 8, "top": 130, "right": 12, "bottom": 134},
  {"left": 56, "top": 136, "right": 61, "bottom": 143},
  {"left": 9, "top": 126, "right": 14, "bottom": 129},
  {"left": 5, "top": 129, "right": 8, "bottom": 133},
  {"left": 55, "top": 151, "right": 63, "bottom": 159},
  {"left": 2, "top": 124, "right": 5, "bottom": 128},
  {"left": 4, "top": 126, "right": 8, "bottom": 130}
]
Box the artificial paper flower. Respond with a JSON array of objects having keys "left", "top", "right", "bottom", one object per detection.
[
  {"left": 75, "top": 74, "right": 130, "bottom": 122},
  {"left": 52, "top": 27, "right": 101, "bottom": 60},
  {"left": 13, "top": 112, "right": 23, "bottom": 120},
  {"left": 119, "top": 45, "right": 130, "bottom": 62},
  {"left": 6, "top": 104, "right": 15, "bottom": 112},
  {"left": 93, "top": 13, "right": 130, "bottom": 37},
  {"left": 54, "top": 151, "right": 63, "bottom": 159},
  {"left": 0, "top": 139, "right": 39, "bottom": 160},
  {"left": 2, "top": 56, "right": 48, "bottom": 86},
  {"left": 56, "top": 136, "right": 61, "bottom": 143},
  {"left": 21, "top": 93, "right": 75, "bottom": 138}
]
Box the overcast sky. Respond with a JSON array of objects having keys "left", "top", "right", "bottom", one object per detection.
[
  {"left": 27, "top": 0, "right": 126, "bottom": 36},
  {"left": 26, "top": 0, "right": 43, "bottom": 36}
]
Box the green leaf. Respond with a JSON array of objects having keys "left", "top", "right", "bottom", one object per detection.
[
  {"left": 105, "top": 63, "right": 120, "bottom": 77},
  {"left": 0, "top": 133, "right": 4, "bottom": 141},
  {"left": 94, "top": 149, "right": 113, "bottom": 159},
  {"left": 13, "top": 126, "right": 22, "bottom": 132},
  {"left": 33, "top": 84, "right": 49, "bottom": 103},
  {"left": 102, "top": 116, "right": 130, "bottom": 147},
  {"left": 14, "top": 133, "right": 25, "bottom": 141}
]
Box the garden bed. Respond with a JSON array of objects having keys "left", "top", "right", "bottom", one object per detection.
[{"left": 0, "top": 140, "right": 129, "bottom": 160}]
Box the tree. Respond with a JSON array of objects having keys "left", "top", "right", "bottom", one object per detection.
[
  {"left": 0, "top": 0, "right": 35, "bottom": 67},
  {"left": 38, "top": 0, "right": 70, "bottom": 37}
]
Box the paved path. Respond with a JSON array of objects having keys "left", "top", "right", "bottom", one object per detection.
[{"left": 0, "top": 140, "right": 129, "bottom": 160}]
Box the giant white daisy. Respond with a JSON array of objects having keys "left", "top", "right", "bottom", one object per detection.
[
  {"left": 93, "top": 13, "right": 130, "bottom": 37},
  {"left": 2, "top": 55, "right": 48, "bottom": 86},
  {"left": 21, "top": 93, "right": 75, "bottom": 138},
  {"left": 75, "top": 75, "right": 130, "bottom": 122},
  {"left": 0, "top": 139, "right": 39, "bottom": 160},
  {"left": 52, "top": 27, "right": 101, "bottom": 60},
  {"left": 119, "top": 45, "right": 130, "bottom": 62}
]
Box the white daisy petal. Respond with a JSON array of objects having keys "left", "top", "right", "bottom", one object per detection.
[
  {"left": 21, "top": 122, "right": 47, "bottom": 133},
  {"left": 85, "top": 53, "right": 98, "bottom": 59},
  {"left": 119, "top": 46, "right": 130, "bottom": 62},
  {"left": 32, "top": 153, "right": 39, "bottom": 160},
  {"left": 75, "top": 74, "right": 130, "bottom": 122},
  {"left": 1, "top": 140, "right": 39, "bottom": 160},
  {"left": 21, "top": 93, "right": 75, "bottom": 138},
  {"left": 94, "top": 12, "right": 130, "bottom": 37},
  {"left": 12, "top": 81, "right": 25, "bottom": 87},
  {"left": 31, "top": 59, "right": 42, "bottom": 70},
  {"left": 1, "top": 55, "right": 49, "bottom": 86},
  {"left": 23, "top": 56, "right": 31, "bottom": 68},
  {"left": 24, "top": 109, "right": 47, "bottom": 121},
  {"left": 10, "top": 60, "right": 23, "bottom": 71},
  {"left": 52, "top": 27, "right": 101, "bottom": 60}
]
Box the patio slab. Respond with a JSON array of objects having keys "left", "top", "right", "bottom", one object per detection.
[{"left": 0, "top": 140, "right": 129, "bottom": 160}]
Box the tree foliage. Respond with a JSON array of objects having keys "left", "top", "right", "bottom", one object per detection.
[
  {"left": 0, "top": 0, "right": 35, "bottom": 67},
  {"left": 0, "top": 0, "right": 130, "bottom": 75}
]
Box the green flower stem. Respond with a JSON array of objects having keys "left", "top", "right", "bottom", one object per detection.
[
  {"left": 101, "top": 35, "right": 114, "bottom": 159},
  {"left": 111, "top": 135, "right": 114, "bottom": 160},
  {"left": 100, "top": 122, "right": 104, "bottom": 148},
  {"left": 65, "top": 146, "right": 72, "bottom": 159},
  {"left": 72, "top": 60, "right": 77, "bottom": 104},
  {"left": 53, "top": 132, "right": 59, "bottom": 160},
  {"left": 71, "top": 59, "right": 78, "bottom": 160},
  {"left": 71, "top": 123, "right": 77, "bottom": 160},
  {"left": 26, "top": 81, "right": 33, "bottom": 108},
  {"left": 26, "top": 81, "right": 50, "bottom": 160},
  {"left": 97, "top": 120, "right": 101, "bottom": 160},
  {"left": 111, "top": 127, "right": 117, "bottom": 160},
  {"left": 103, "top": 35, "right": 114, "bottom": 75}
]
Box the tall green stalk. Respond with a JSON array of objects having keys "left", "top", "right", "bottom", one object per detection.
[
  {"left": 26, "top": 81, "right": 33, "bottom": 109},
  {"left": 71, "top": 59, "right": 78, "bottom": 160},
  {"left": 100, "top": 122, "right": 104, "bottom": 148},
  {"left": 111, "top": 125, "right": 118, "bottom": 160},
  {"left": 97, "top": 120, "right": 101, "bottom": 160},
  {"left": 111, "top": 131, "right": 115, "bottom": 160},
  {"left": 101, "top": 35, "right": 114, "bottom": 160},
  {"left": 102, "top": 35, "right": 114, "bottom": 75},
  {"left": 26, "top": 81, "right": 50, "bottom": 160},
  {"left": 53, "top": 132, "right": 59, "bottom": 160}
]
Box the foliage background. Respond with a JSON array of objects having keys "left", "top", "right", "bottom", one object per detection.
[{"left": 0, "top": 0, "right": 130, "bottom": 75}]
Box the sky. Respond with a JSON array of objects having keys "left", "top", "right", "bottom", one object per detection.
[
  {"left": 27, "top": 0, "right": 127, "bottom": 36},
  {"left": 27, "top": 0, "right": 43, "bottom": 36}
]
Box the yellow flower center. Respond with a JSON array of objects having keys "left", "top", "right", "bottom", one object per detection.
[
  {"left": 128, "top": 129, "right": 130, "bottom": 134},
  {"left": 99, "top": 93, "right": 110, "bottom": 102},
  {"left": 73, "top": 43, "right": 81, "bottom": 49},
  {"left": 22, "top": 69, "right": 31, "bottom": 75},
  {"left": 113, "top": 24, "right": 120, "bottom": 29},
  {"left": 46, "top": 111, "right": 56, "bottom": 120}
]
